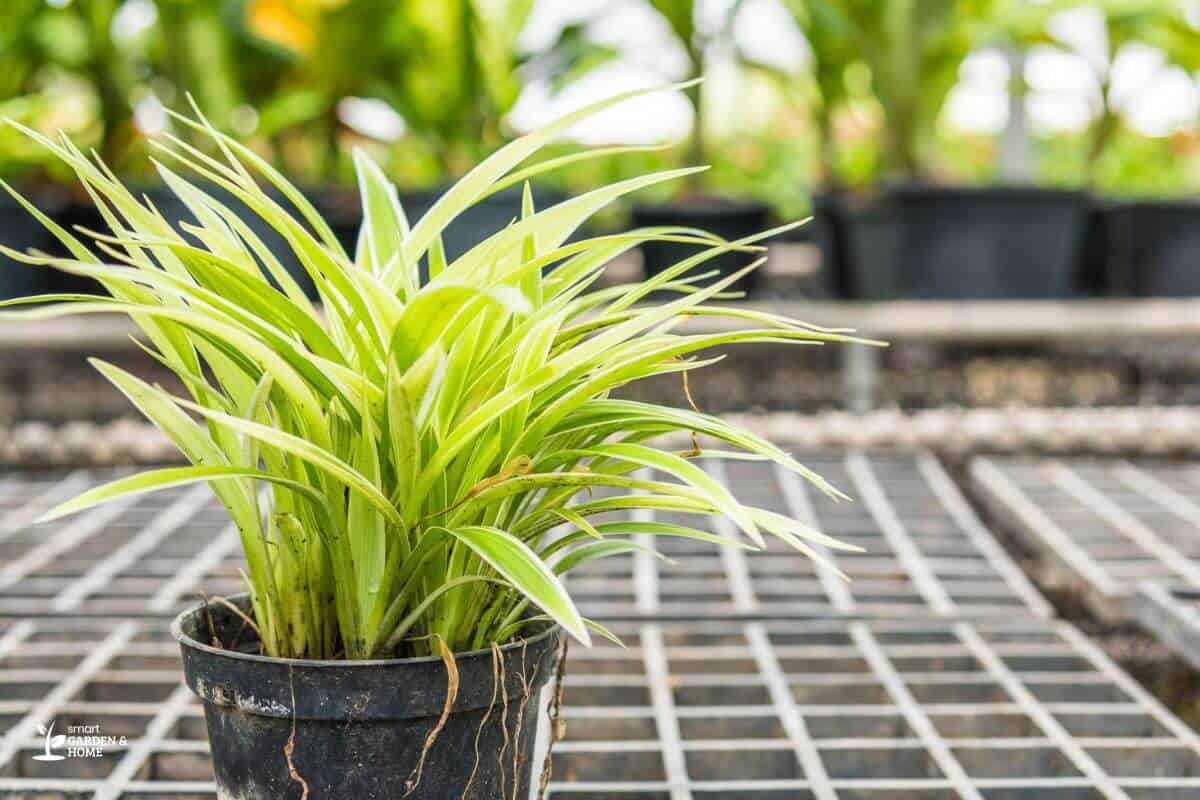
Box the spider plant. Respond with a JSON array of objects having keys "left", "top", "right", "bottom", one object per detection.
[{"left": 0, "top": 84, "right": 861, "bottom": 660}]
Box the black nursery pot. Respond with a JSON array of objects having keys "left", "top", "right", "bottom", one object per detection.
[
  {"left": 173, "top": 596, "right": 562, "bottom": 800},
  {"left": 631, "top": 198, "right": 770, "bottom": 295},
  {"left": 0, "top": 190, "right": 65, "bottom": 301},
  {"left": 894, "top": 186, "right": 1089, "bottom": 299},
  {"left": 813, "top": 191, "right": 902, "bottom": 300},
  {"left": 1102, "top": 199, "right": 1200, "bottom": 297},
  {"left": 819, "top": 186, "right": 1090, "bottom": 300}
]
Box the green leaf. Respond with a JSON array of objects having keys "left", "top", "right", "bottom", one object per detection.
[
  {"left": 570, "top": 443, "right": 764, "bottom": 546},
  {"left": 385, "top": 356, "right": 419, "bottom": 512},
  {"left": 38, "top": 465, "right": 329, "bottom": 524},
  {"left": 348, "top": 402, "right": 387, "bottom": 620},
  {"left": 442, "top": 525, "right": 590, "bottom": 645},
  {"left": 173, "top": 397, "right": 402, "bottom": 526},
  {"left": 353, "top": 148, "right": 410, "bottom": 286}
]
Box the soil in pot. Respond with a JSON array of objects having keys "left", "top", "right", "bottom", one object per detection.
[
  {"left": 174, "top": 596, "right": 563, "bottom": 800},
  {"left": 631, "top": 197, "right": 770, "bottom": 295},
  {"left": 0, "top": 190, "right": 65, "bottom": 301},
  {"left": 1102, "top": 199, "right": 1200, "bottom": 297}
]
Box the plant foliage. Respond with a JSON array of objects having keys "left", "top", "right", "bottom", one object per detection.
[{"left": 1, "top": 85, "right": 861, "bottom": 659}]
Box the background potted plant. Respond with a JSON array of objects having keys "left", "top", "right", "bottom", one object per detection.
[
  {"left": 1071, "top": 0, "right": 1200, "bottom": 297},
  {"left": 0, "top": 0, "right": 133, "bottom": 300},
  {"left": 794, "top": 0, "right": 1092, "bottom": 300},
  {"left": 1, "top": 86, "right": 856, "bottom": 797},
  {"left": 0, "top": 92, "right": 69, "bottom": 301},
  {"left": 541, "top": 0, "right": 775, "bottom": 294},
  {"left": 631, "top": 0, "right": 775, "bottom": 294}
]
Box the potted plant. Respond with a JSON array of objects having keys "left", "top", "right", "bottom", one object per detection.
[
  {"left": 1071, "top": 0, "right": 1200, "bottom": 296},
  {"left": 0, "top": 86, "right": 856, "bottom": 797},
  {"left": 793, "top": 0, "right": 1090, "bottom": 299}
]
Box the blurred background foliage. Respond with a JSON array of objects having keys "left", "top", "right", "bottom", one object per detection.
[{"left": 0, "top": 0, "right": 1197, "bottom": 214}]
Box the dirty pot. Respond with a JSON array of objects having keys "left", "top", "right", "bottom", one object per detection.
[{"left": 173, "top": 595, "right": 562, "bottom": 799}]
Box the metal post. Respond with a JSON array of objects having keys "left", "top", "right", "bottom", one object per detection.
[{"left": 843, "top": 342, "right": 879, "bottom": 414}]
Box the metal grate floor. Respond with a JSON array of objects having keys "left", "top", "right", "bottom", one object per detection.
[
  {"left": 1136, "top": 583, "right": 1200, "bottom": 673},
  {"left": 5, "top": 451, "right": 1200, "bottom": 798},
  {"left": 576, "top": 453, "right": 1051, "bottom": 619},
  {"left": 1, "top": 616, "right": 1199, "bottom": 798},
  {"left": 0, "top": 453, "right": 1050, "bottom": 621},
  {"left": 971, "top": 457, "right": 1200, "bottom": 621},
  {"left": 0, "top": 470, "right": 242, "bottom": 617}
]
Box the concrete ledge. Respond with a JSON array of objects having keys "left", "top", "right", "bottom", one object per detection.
[
  {"left": 5, "top": 406, "right": 1200, "bottom": 468},
  {"left": 5, "top": 297, "right": 1200, "bottom": 351}
]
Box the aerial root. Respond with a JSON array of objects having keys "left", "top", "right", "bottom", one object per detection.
[
  {"left": 510, "top": 641, "right": 540, "bottom": 800},
  {"left": 462, "top": 644, "right": 503, "bottom": 798},
  {"left": 284, "top": 664, "right": 310, "bottom": 800},
  {"left": 199, "top": 593, "right": 222, "bottom": 649},
  {"left": 404, "top": 635, "right": 459, "bottom": 797},
  {"left": 495, "top": 642, "right": 512, "bottom": 796}
]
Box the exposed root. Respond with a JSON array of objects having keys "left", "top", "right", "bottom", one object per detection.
[
  {"left": 494, "top": 642, "right": 512, "bottom": 796},
  {"left": 284, "top": 665, "right": 309, "bottom": 800},
  {"left": 681, "top": 364, "right": 700, "bottom": 413},
  {"left": 210, "top": 595, "right": 261, "bottom": 641},
  {"left": 199, "top": 593, "right": 222, "bottom": 648},
  {"left": 537, "top": 638, "right": 569, "bottom": 800},
  {"left": 462, "top": 644, "right": 503, "bottom": 798},
  {"left": 510, "top": 641, "right": 540, "bottom": 800},
  {"left": 405, "top": 635, "right": 459, "bottom": 797}
]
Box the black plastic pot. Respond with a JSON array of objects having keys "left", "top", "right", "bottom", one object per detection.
[
  {"left": 0, "top": 190, "right": 65, "bottom": 301},
  {"left": 819, "top": 186, "right": 1090, "bottom": 300},
  {"left": 631, "top": 198, "right": 771, "bottom": 295},
  {"left": 304, "top": 185, "right": 362, "bottom": 257},
  {"left": 174, "top": 596, "right": 561, "bottom": 800},
  {"left": 1076, "top": 200, "right": 1112, "bottom": 297},
  {"left": 814, "top": 192, "right": 905, "bottom": 300},
  {"left": 1102, "top": 199, "right": 1200, "bottom": 297}
]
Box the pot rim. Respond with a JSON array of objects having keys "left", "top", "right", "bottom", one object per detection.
[{"left": 172, "top": 593, "right": 561, "bottom": 669}]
